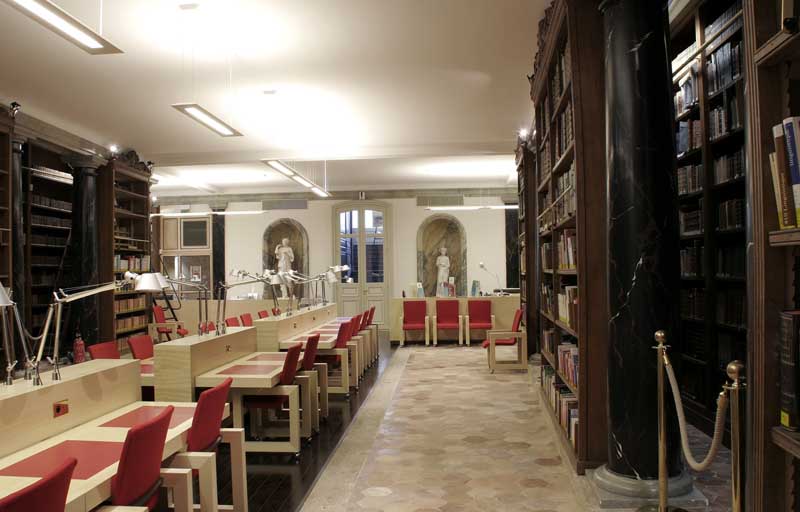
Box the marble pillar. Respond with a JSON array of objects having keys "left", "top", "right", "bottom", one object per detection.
[
  {"left": 596, "top": 0, "right": 685, "bottom": 495},
  {"left": 211, "top": 207, "right": 226, "bottom": 299},
  {"left": 10, "top": 140, "right": 24, "bottom": 351}
]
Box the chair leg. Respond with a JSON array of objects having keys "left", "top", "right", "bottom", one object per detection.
[
  {"left": 221, "top": 428, "right": 248, "bottom": 512},
  {"left": 169, "top": 452, "right": 218, "bottom": 512},
  {"left": 160, "top": 468, "right": 193, "bottom": 512}
]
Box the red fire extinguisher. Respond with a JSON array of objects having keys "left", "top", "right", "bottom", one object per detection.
[{"left": 73, "top": 332, "right": 86, "bottom": 363}]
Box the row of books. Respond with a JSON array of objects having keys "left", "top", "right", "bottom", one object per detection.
[
  {"left": 541, "top": 366, "right": 579, "bottom": 448},
  {"left": 718, "top": 199, "right": 745, "bottom": 231},
  {"left": 558, "top": 230, "right": 577, "bottom": 270},
  {"left": 705, "top": 0, "right": 742, "bottom": 45},
  {"left": 540, "top": 139, "right": 552, "bottom": 178},
  {"left": 31, "top": 194, "right": 72, "bottom": 212},
  {"left": 769, "top": 118, "right": 800, "bottom": 229},
  {"left": 31, "top": 255, "right": 61, "bottom": 265},
  {"left": 114, "top": 254, "right": 151, "bottom": 272},
  {"left": 30, "top": 234, "right": 67, "bottom": 247},
  {"left": 541, "top": 242, "right": 553, "bottom": 271},
  {"left": 558, "top": 286, "right": 578, "bottom": 330},
  {"left": 542, "top": 328, "right": 557, "bottom": 355},
  {"left": 115, "top": 314, "right": 147, "bottom": 333},
  {"left": 550, "top": 41, "right": 572, "bottom": 103},
  {"left": 677, "top": 119, "right": 703, "bottom": 155},
  {"left": 554, "top": 190, "right": 576, "bottom": 225},
  {"left": 680, "top": 242, "right": 703, "bottom": 277},
  {"left": 555, "top": 162, "right": 574, "bottom": 196},
  {"left": 30, "top": 214, "right": 71, "bottom": 228},
  {"left": 707, "top": 41, "right": 743, "bottom": 96},
  {"left": 541, "top": 283, "right": 555, "bottom": 317},
  {"left": 717, "top": 246, "right": 745, "bottom": 279},
  {"left": 779, "top": 310, "right": 800, "bottom": 429},
  {"left": 678, "top": 164, "right": 704, "bottom": 196},
  {"left": 709, "top": 94, "right": 743, "bottom": 140},
  {"left": 30, "top": 273, "right": 56, "bottom": 286},
  {"left": 671, "top": 40, "right": 697, "bottom": 74},
  {"left": 681, "top": 288, "right": 706, "bottom": 320},
  {"left": 680, "top": 201, "right": 704, "bottom": 236},
  {"left": 713, "top": 149, "right": 744, "bottom": 185},
  {"left": 555, "top": 102, "right": 574, "bottom": 158},
  {"left": 114, "top": 296, "right": 147, "bottom": 313},
  {"left": 717, "top": 289, "right": 746, "bottom": 328},
  {"left": 557, "top": 342, "right": 579, "bottom": 389},
  {"left": 674, "top": 63, "right": 699, "bottom": 117}
]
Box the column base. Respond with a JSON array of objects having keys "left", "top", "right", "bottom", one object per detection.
[{"left": 590, "top": 465, "right": 708, "bottom": 510}]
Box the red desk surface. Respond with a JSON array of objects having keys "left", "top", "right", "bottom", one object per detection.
[
  {"left": 218, "top": 364, "right": 282, "bottom": 375},
  {"left": 0, "top": 440, "right": 122, "bottom": 480},
  {"left": 140, "top": 363, "right": 154, "bottom": 374},
  {"left": 100, "top": 405, "right": 195, "bottom": 429},
  {"left": 247, "top": 354, "right": 286, "bottom": 362}
]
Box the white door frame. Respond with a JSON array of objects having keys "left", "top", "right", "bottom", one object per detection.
[{"left": 332, "top": 201, "right": 392, "bottom": 327}]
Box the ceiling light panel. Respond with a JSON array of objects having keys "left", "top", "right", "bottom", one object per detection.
[
  {"left": 263, "top": 160, "right": 331, "bottom": 197},
  {"left": 172, "top": 103, "right": 242, "bottom": 137},
  {"left": 3, "top": 0, "right": 123, "bottom": 54}
]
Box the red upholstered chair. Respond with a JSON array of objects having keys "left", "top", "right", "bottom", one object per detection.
[
  {"left": 317, "top": 322, "right": 351, "bottom": 367},
  {"left": 111, "top": 405, "right": 175, "bottom": 509},
  {"left": 128, "top": 334, "right": 155, "bottom": 360},
  {"left": 272, "top": 308, "right": 282, "bottom": 316},
  {"left": 367, "top": 306, "right": 376, "bottom": 326},
  {"left": 188, "top": 377, "right": 233, "bottom": 452},
  {"left": 88, "top": 340, "right": 121, "bottom": 360},
  {"left": 240, "top": 313, "right": 254, "bottom": 327},
  {"left": 400, "top": 300, "right": 429, "bottom": 347},
  {"left": 152, "top": 304, "right": 189, "bottom": 342},
  {"left": 465, "top": 300, "right": 495, "bottom": 347},
  {"left": 225, "top": 317, "right": 241, "bottom": 328},
  {"left": 301, "top": 334, "right": 321, "bottom": 372},
  {"left": 257, "top": 310, "right": 269, "bottom": 319},
  {"left": 202, "top": 322, "right": 217, "bottom": 334},
  {"left": 366, "top": 306, "right": 378, "bottom": 363},
  {"left": 0, "top": 456, "right": 76, "bottom": 512},
  {"left": 483, "top": 308, "right": 527, "bottom": 372},
  {"left": 433, "top": 300, "right": 462, "bottom": 346}
]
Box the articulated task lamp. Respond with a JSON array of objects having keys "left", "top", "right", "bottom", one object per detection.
[{"left": 127, "top": 271, "right": 212, "bottom": 336}]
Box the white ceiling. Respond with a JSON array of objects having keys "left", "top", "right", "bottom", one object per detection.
[{"left": 0, "top": 0, "right": 543, "bottom": 193}]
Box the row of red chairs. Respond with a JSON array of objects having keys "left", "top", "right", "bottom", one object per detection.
[
  {"left": 153, "top": 304, "right": 284, "bottom": 341},
  {"left": 0, "top": 376, "right": 234, "bottom": 511}
]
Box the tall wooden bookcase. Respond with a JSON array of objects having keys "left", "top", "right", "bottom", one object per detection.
[
  {"left": 0, "top": 118, "right": 11, "bottom": 364},
  {"left": 741, "top": 1, "right": 800, "bottom": 510},
  {"left": 98, "top": 157, "right": 152, "bottom": 351},
  {"left": 527, "top": 0, "right": 608, "bottom": 475},
  {"left": 517, "top": 141, "right": 536, "bottom": 354},
  {"left": 670, "top": 0, "right": 749, "bottom": 437}
]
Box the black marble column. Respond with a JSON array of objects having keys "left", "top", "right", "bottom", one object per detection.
[
  {"left": 10, "top": 140, "right": 25, "bottom": 343},
  {"left": 602, "top": 0, "right": 682, "bottom": 481},
  {"left": 211, "top": 207, "right": 226, "bottom": 300}
]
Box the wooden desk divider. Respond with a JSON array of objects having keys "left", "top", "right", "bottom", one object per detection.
[
  {"left": 0, "top": 359, "right": 140, "bottom": 459},
  {"left": 254, "top": 303, "right": 337, "bottom": 352},
  {"left": 154, "top": 327, "right": 258, "bottom": 402}
]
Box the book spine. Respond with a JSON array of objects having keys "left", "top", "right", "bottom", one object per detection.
[
  {"left": 781, "top": 118, "right": 800, "bottom": 223},
  {"left": 773, "top": 125, "right": 797, "bottom": 228},
  {"left": 780, "top": 312, "right": 799, "bottom": 430}
]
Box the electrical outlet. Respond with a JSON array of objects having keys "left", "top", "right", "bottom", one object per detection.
[{"left": 53, "top": 400, "right": 69, "bottom": 418}]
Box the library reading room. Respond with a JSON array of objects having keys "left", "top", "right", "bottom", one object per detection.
[{"left": 0, "top": 0, "right": 797, "bottom": 510}]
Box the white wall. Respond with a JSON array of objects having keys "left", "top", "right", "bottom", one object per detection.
[{"left": 172, "top": 197, "right": 511, "bottom": 299}]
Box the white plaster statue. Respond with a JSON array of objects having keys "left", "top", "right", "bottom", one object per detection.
[
  {"left": 436, "top": 247, "right": 451, "bottom": 295},
  {"left": 275, "top": 238, "right": 295, "bottom": 298}
]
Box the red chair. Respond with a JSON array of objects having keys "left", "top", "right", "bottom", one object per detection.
[
  {"left": 483, "top": 308, "right": 527, "bottom": 372},
  {"left": 366, "top": 305, "right": 378, "bottom": 363},
  {"left": 367, "top": 305, "right": 376, "bottom": 326},
  {"left": 202, "top": 322, "right": 216, "bottom": 334},
  {"left": 401, "top": 300, "right": 429, "bottom": 347},
  {"left": 111, "top": 405, "right": 174, "bottom": 509},
  {"left": 316, "top": 321, "right": 351, "bottom": 368},
  {"left": 225, "top": 317, "right": 241, "bottom": 328},
  {"left": 272, "top": 308, "right": 282, "bottom": 316},
  {"left": 302, "top": 334, "right": 321, "bottom": 372},
  {"left": 257, "top": 310, "right": 269, "bottom": 319},
  {"left": 244, "top": 344, "right": 303, "bottom": 446},
  {"left": 187, "top": 377, "right": 233, "bottom": 452},
  {"left": 88, "top": 340, "right": 120, "bottom": 359},
  {"left": 240, "top": 313, "right": 254, "bottom": 327},
  {"left": 128, "top": 334, "right": 154, "bottom": 360},
  {"left": 152, "top": 305, "right": 189, "bottom": 342},
  {"left": 433, "top": 300, "right": 462, "bottom": 346},
  {"left": 0, "top": 457, "right": 76, "bottom": 512},
  {"left": 466, "top": 300, "right": 494, "bottom": 347}
]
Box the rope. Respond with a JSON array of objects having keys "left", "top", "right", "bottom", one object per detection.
[{"left": 664, "top": 356, "right": 729, "bottom": 471}]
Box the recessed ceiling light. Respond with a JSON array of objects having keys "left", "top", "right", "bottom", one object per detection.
[
  {"left": 263, "top": 160, "right": 294, "bottom": 177},
  {"left": 3, "top": 0, "right": 123, "bottom": 55},
  {"left": 263, "top": 89, "right": 278, "bottom": 95},
  {"left": 109, "top": 144, "right": 119, "bottom": 154},
  {"left": 292, "top": 175, "right": 313, "bottom": 188},
  {"left": 179, "top": 3, "right": 199, "bottom": 10},
  {"left": 172, "top": 103, "right": 242, "bottom": 137}
]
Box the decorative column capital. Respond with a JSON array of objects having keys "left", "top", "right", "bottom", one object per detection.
[{"left": 63, "top": 154, "right": 107, "bottom": 171}]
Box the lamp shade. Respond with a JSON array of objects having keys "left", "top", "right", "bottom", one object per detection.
[
  {"left": 135, "top": 273, "right": 167, "bottom": 292},
  {"left": 156, "top": 272, "right": 169, "bottom": 289},
  {"left": 0, "top": 282, "right": 12, "bottom": 306},
  {"left": 325, "top": 270, "right": 338, "bottom": 284},
  {"left": 270, "top": 274, "right": 283, "bottom": 285}
]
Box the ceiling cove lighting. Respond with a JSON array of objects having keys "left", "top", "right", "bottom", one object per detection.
[
  {"left": 3, "top": 0, "right": 123, "bottom": 55},
  {"left": 171, "top": 103, "right": 243, "bottom": 137},
  {"left": 262, "top": 159, "right": 332, "bottom": 198}
]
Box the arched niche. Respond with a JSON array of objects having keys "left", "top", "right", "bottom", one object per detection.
[
  {"left": 416, "top": 214, "right": 467, "bottom": 297},
  {"left": 263, "top": 219, "right": 309, "bottom": 299}
]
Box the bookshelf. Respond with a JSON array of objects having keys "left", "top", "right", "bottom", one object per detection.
[
  {"left": 526, "top": 0, "right": 607, "bottom": 475},
  {"left": 742, "top": 0, "right": 800, "bottom": 510},
  {"left": 0, "top": 119, "right": 10, "bottom": 363},
  {"left": 98, "top": 156, "right": 152, "bottom": 351},
  {"left": 670, "top": 0, "right": 748, "bottom": 438},
  {"left": 517, "top": 137, "right": 536, "bottom": 354}
]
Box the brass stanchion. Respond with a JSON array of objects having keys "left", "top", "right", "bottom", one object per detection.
[{"left": 724, "top": 361, "right": 745, "bottom": 512}]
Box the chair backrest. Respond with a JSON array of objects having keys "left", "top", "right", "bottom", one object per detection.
[
  {"left": 240, "top": 313, "right": 254, "bottom": 327},
  {"left": 302, "top": 334, "right": 320, "bottom": 371},
  {"left": 0, "top": 456, "right": 76, "bottom": 512},
  {"left": 403, "top": 300, "right": 427, "bottom": 322},
  {"left": 511, "top": 308, "right": 523, "bottom": 332},
  {"left": 367, "top": 306, "right": 376, "bottom": 326},
  {"left": 272, "top": 307, "right": 282, "bottom": 316},
  {"left": 468, "top": 300, "right": 492, "bottom": 323},
  {"left": 127, "top": 335, "right": 154, "bottom": 360},
  {"left": 436, "top": 300, "right": 459, "bottom": 322},
  {"left": 187, "top": 377, "right": 233, "bottom": 452},
  {"left": 152, "top": 304, "right": 167, "bottom": 324},
  {"left": 88, "top": 340, "right": 121, "bottom": 360},
  {"left": 360, "top": 311, "right": 370, "bottom": 331},
  {"left": 280, "top": 344, "right": 302, "bottom": 385},
  {"left": 225, "top": 317, "right": 241, "bottom": 327},
  {"left": 334, "top": 321, "right": 351, "bottom": 349},
  {"left": 112, "top": 405, "right": 174, "bottom": 506},
  {"left": 349, "top": 314, "right": 362, "bottom": 338},
  {"left": 257, "top": 310, "right": 269, "bottom": 319},
  {"left": 205, "top": 322, "right": 216, "bottom": 332}
]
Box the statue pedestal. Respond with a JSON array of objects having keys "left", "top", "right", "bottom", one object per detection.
[{"left": 589, "top": 466, "right": 707, "bottom": 510}]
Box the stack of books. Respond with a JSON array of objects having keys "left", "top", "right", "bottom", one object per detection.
[
  {"left": 558, "top": 286, "right": 578, "bottom": 329},
  {"left": 678, "top": 164, "right": 704, "bottom": 195},
  {"left": 558, "top": 229, "right": 577, "bottom": 270}
]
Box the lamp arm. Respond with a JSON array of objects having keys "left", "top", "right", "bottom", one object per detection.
[{"left": 55, "top": 282, "right": 118, "bottom": 303}]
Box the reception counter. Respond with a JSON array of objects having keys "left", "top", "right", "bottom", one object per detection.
[{"left": 388, "top": 295, "right": 520, "bottom": 343}]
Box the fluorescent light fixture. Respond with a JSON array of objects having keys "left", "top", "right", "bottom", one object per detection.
[
  {"left": 425, "top": 205, "right": 518, "bottom": 212},
  {"left": 292, "top": 175, "right": 313, "bottom": 188},
  {"left": 4, "top": 0, "right": 123, "bottom": 55},
  {"left": 150, "top": 210, "right": 267, "bottom": 218},
  {"left": 488, "top": 205, "right": 519, "bottom": 210},
  {"left": 311, "top": 187, "right": 330, "bottom": 198},
  {"left": 172, "top": 103, "right": 242, "bottom": 137},
  {"left": 264, "top": 160, "right": 294, "bottom": 177}
]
